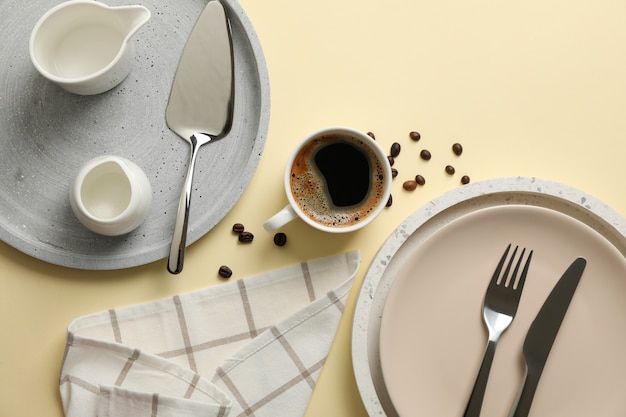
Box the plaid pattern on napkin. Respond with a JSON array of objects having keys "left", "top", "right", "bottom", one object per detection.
[{"left": 59, "top": 251, "right": 360, "bottom": 417}]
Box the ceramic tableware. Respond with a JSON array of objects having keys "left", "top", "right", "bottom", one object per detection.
[
  {"left": 70, "top": 155, "right": 152, "bottom": 236},
  {"left": 29, "top": 0, "right": 150, "bottom": 95},
  {"left": 263, "top": 126, "right": 392, "bottom": 234},
  {"left": 352, "top": 177, "right": 626, "bottom": 417}
]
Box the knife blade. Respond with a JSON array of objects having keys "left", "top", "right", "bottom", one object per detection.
[
  {"left": 508, "top": 257, "right": 587, "bottom": 417},
  {"left": 165, "top": 0, "right": 234, "bottom": 274}
]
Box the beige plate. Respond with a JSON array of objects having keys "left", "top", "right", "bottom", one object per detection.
[
  {"left": 380, "top": 204, "right": 626, "bottom": 416},
  {"left": 351, "top": 177, "right": 626, "bottom": 417}
]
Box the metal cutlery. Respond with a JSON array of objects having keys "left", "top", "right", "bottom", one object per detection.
[
  {"left": 463, "top": 244, "right": 533, "bottom": 417},
  {"left": 508, "top": 257, "right": 586, "bottom": 417},
  {"left": 165, "top": 0, "right": 235, "bottom": 274}
]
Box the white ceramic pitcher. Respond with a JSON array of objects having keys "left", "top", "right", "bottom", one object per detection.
[
  {"left": 70, "top": 155, "right": 152, "bottom": 236},
  {"left": 29, "top": 0, "right": 151, "bottom": 95}
]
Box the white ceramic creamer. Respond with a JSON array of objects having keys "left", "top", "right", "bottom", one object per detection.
[
  {"left": 29, "top": 0, "right": 150, "bottom": 95},
  {"left": 70, "top": 155, "right": 152, "bottom": 236}
]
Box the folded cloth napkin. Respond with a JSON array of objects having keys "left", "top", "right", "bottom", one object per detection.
[{"left": 59, "top": 251, "right": 360, "bottom": 417}]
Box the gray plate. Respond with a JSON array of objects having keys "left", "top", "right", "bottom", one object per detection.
[{"left": 0, "top": 0, "right": 270, "bottom": 270}]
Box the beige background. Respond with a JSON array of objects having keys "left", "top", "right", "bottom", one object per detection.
[{"left": 3, "top": 0, "right": 626, "bottom": 416}]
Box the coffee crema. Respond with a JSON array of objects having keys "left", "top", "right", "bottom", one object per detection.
[{"left": 289, "top": 134, "right": 387, "bottom": 228}]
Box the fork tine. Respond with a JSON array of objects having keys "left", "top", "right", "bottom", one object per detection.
[
  {"left": 513, "top": 249, "right": 533, "bottom": 291},
  {"left": 509, "top": 248, "right": 526, "bottom": 288},
  {"left": 490, "top": 243, "right": 512, "bottom": 287},
  {"left": 500, "top": 245, "right": 519, "bottom": 286}
]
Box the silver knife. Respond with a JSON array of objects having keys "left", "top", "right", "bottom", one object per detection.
[
  {"left": 165, "top": 0, "right": 234, "bottom": 274},
  {"left": 508, "top": 257, "right": 587, "bottom": 417}
]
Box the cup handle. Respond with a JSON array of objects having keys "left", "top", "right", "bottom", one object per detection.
[{"left": 263, "top": 205, "right": 298, "bottom": 232}]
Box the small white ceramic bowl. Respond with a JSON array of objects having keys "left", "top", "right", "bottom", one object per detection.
[{"left": 70, "top": 155, "right": 152, "bottom": 236}]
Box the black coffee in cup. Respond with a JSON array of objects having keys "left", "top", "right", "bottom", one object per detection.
[{"left": 289, "top": 133, "right": 387, "bottom": 228}]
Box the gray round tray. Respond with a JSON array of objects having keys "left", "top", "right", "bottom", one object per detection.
[{"left": 0, "top": 0, "right": 270, "bottom": 269}]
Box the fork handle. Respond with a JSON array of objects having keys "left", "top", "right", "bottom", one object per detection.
[{"left": 463, "top": 339, "right": 498, "bottom": 417}]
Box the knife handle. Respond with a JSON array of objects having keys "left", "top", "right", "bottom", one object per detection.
[
  {"left": 508, "top": 368, "right": 541, "bottom": 417},
  {"left": 463, "top": 339, "right": 497, "bottom": 417},
  {"left": 168, "top": 136, "right": 200, "bottom": 274}
]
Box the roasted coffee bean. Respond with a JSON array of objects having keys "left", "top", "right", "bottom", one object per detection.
[
  {"left": 232, "top": 223, "right": 245, "bottom": 234},
  {"left": 461, "top": 175, "right": 471, "bottom": 185},
  {"left": 387, "top": 155, "right": 395, "bottom": 166},
  {"left": 367, "top": 131, "right": 376, "bottom": 140},
  {"left": 390, "top": 142, "right": 401, "bottom": 157},
  {"left": 238, "top": 231, "right": 254, "bottom": 243},
  {"left": 415, "top": 174, "right": 426, "bottom": 185},
  {"left": 391, "top": 168, "right": 398, "bottom": 178},
  {"left": 409, "top": 131, "right": 421, "bottom": 141},
  {"left": 420, "top": 149, "right": 431, "bottom": 160},
  {"left": 386, "top": 194, "right": 393, "bottom": 207},
  {"left": 218, "top": 265, "right": 233, "bottom": 278},
  {"left": 445, "top": 165, "right": 455, "bottom": 175},
  {"left": 403, "top": 180, "right": 418, "bottom": 191},
  {"left": 273, "top": 232, "right": 287, "bottom": 246},
  {"left": 452, "top": 143, "right": 463, "bottom": 156}
]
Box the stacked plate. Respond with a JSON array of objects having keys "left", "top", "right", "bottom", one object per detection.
[{"left": 352, "top": 177, "right": 626, "bottom": 417}]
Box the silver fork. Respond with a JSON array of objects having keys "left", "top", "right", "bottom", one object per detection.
[{"left": 463, "top": 244, "right": 533, "bottom": 417}]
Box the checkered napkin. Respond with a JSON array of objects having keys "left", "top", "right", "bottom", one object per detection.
[{"left": 59, "top": 251, "right": 360, "bottom": 417}]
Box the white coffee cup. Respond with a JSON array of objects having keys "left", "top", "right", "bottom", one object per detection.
[
  {"left": 70, "top": 155, "right": 152, "bottom": 236},
  {"left": 263, "top": 127, "right": 392, "bottom": 233},
  {"left": 29, "top": 0, "right": 150, "bottom": 95}
]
